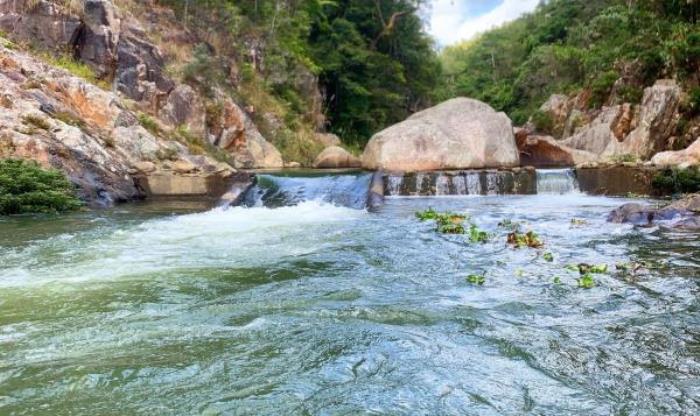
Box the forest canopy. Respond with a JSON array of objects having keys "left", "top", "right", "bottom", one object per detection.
[{"left": 439, "top": 0, "right": 700, "bottom": 124}]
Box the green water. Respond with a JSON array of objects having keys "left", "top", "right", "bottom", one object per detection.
[{"left": 0, "top": 194, "right": 698, "bottom": 415}]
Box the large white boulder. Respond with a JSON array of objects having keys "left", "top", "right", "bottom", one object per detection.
[{"left": 362, "top": 98, "right": 519, "bottom": 172}]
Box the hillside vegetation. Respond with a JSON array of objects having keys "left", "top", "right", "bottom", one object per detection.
[
  {"left": 440, "top": 0, "right": 700, "bottom": 126},
  {"left": 160, "top": 0, "right": 440, "bottom": 147}
]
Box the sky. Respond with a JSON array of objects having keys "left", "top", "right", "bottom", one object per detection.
[{"left": 428, "top": 0, "right": 540, "bottom": 46}]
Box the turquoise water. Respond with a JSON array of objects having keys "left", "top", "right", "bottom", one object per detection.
[{"left": 0, "top": 193, "right": 698, "bottom": 415}]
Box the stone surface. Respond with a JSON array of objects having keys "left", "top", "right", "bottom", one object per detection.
[
  {"left": 651, "top": 137, "right": 700, "bottom": 167},
  {"left": 209, "top": 96, "right": 283, "bottom": 169},
  {"left": 576, "top": 166, "right": 660, "bottom": 196},
  {"left": 0, "top": 43, "right": 233, "bottom": 205},
  {"left": 158, "top": 84, "right": 205, "bottom": 136},
  {"left": 362, "top": 98, "right": 519, "bottom": 172},
  {"left": 314, "top": 132, "right": 342, "bottom": 148},
  {"left": 76, "top": 0, "right": 121, "bottom": 77},
  {"left": 608, "top": 194, "right": 700, "bottom": 229},
  {"left": 313, "top": 146, "right": 361, "bottom": 169},
  {"left": 560, "top": 106, "right": 623, "bottom": 155},
  {"left": 0, "top": 0, "right": 81, "bottom": 51},
  {"left": 517, "top": 133, "right": 597, "bottom": 167},
  {"left": 604, "top": 80, "right": 680, "bottom": 159}
]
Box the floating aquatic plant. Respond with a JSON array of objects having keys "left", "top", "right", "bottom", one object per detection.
[
  {"left": 543, "top": 252, "right": 554, "bottom": 262},
  {"left": 553, "top": 276, "right": 561, "bottom": 284},
  {"left": 577, "top": 273, "right": 595, "bottom": 289},
  {"left": 468, "top": 224, "right": 490, "bottom": 243},
  {"left": 415, "top": 208, "right": 439, "bottom": 221},
  {"left": 577, "top": 263, "right": 608, "bottom": 274},
  {"left": 507, "top": 231, "right": 543, "bottom": 248},
  {"left": 467, "top": 274, "right": 486, "bottom": 285},
  {"left": 438, "top": 222, "right": 466, "bottom": 234}
]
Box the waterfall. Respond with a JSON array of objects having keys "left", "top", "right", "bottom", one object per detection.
[
  {"left": 536, "top": 169, "right": 580, "bottom": 194},
  {"left": 238, "top": 173, "right": 373, "bottom": 209},
  {"left": 383, "top": 170, "right": 537, "bottom": 196}
]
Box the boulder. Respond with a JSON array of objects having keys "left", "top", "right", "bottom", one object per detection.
[
  {"left": 362, "top": 98, "right": 519, "bottom": 172},
  {"left": 209, "top": 96, "right": 283, "bottom": 169},
  {"left": 652, "top": 137, "right": 700, "bottom": 167},
  {"left": 604, "top": 80, "right": 680, "bottom": 160},
  {"left": 158, "top": 84, "right": 206, "bottom": 136},
  {"left": 607, "top": 194, "right": 700, "bottom": 229},
  {"left": 75, "top": 0, "right": 121, "bottom": 78},
  {"left": 314, "top": 132, "right": 342, "bottom": 148},
  {"left": 115, "top": 33, "right": 174, "bottom": 105},
  {"left": 0, "top": 0, "right": 81, "bottom": 51},
  {"left": 560, "top": 106, "right": 624, "bottom": 155},
  {"left": 313, "top": 146, "right": 361, "bottom": 169},
  {"left": 516, "top": 132, "right": 597, "bottom": 167}
]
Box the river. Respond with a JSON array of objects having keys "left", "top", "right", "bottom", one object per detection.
[{"left": 0, "top": 173, "right": 698, "bottom": 415}]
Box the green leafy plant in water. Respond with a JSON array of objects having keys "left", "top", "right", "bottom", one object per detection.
[
  {"left": 468, "top": 224, "right": 490, "bottom": 243},
  {"left": 578, "top": 263, "right": 608, "bottom": 274},
  {"left": 438, "top": 222, "right": 466, "bottom": 235},
  {"left": 543, "top": 252, "right": 554, "bottom": 262},
  {"left": 467, "top": 274, "right": 486, "bottom": 285},
  {"left": 577, "top": 273, "right": 595, "bottom": 289},
  {"left": 415, "top": 208, "right": 439, "bottom": 221},
  {"left": 507, "top": 230, "right": 543, "bottom": 248},
  {"left": 0, "top": 159, "right": 81, "bottom": 215},
  {"left": 553, "top": 276, "right": 561, "bottom": 284}
]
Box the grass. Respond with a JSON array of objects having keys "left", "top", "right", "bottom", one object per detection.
[
  {"left": 22, "top": 114, "right": 51, "bottom": 131},
  {"left": 138, "top": 114, "right": 162, "bottom": 136},
  {"left": 0, "top": 159, "right": 81, "bottom": 215},
  {"left": 53, "top": 111, "right": 85, "bottom": 129},
  {"left": 40, "top": 53, "right": 111, "bottom": 90}
]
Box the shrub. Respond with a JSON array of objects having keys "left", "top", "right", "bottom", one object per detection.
[
  {"left": 531, "top": 110, "right": 555, "bottom": 134},
  {"left": 652, "top": 167, "right": 700, "bottom": 194},
  {"left": 138, "top": 114, "right": 161, "bottom": 136},
  {"left": 0, "top": 159, "right": 81, "bottom": 215},
  {"left": 22, "top": 114, "right": 51, "bottom": 131},
  {"left": 588, "top": 70, "right": 619, "bottom": 109}
]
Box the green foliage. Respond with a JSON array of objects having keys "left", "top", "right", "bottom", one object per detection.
[
  {"left": 468, "top": 224, "right": 489, "bottom": 243},
  {"left": 531, "top": 110, "right": 555, "bottom": 134},
  {"left": 507, "top": 231, "right": 543, "bottom": 248},
  {"left": 466, "top": 274, "right": 485, "bottom": 285},
  {"left": 162, "top": 0, "right": 440, "bottom": 148},
  {"left": 40, "top": 53, "right": 110, "bottom": 89},
  {"left": 652, "top": 167, "right": 700, "bottom": 193},
  {"left": 543, "top": 252, "right": 554, "bottom": 262},
  {"left": 0, "top": 159, "right": 81, "bottom": 215},
  {"left": 438, "top": 222, "right": 465, "bottom": 235},
  {"left": 577, "top": 273, "right": 596, "bottom": 289},
  {"left": 415, "top": 207, "right": 438, "bottom": 221},
  {"left": 439, "top": 0, "right": 700, "bottom": 123},
  {"left": 138, "top": 114, "right": 161, "bottom": 136}
]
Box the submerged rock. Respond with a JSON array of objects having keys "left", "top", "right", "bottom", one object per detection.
[
  {"left": 608, "top": 194, "right": 700, "bottom": 229},
  {"left": 362, "top": 98, "right": 520, "bottom": 171}
]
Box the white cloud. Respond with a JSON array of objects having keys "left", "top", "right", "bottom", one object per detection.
[{"left": 429, "top": 0, "right": 540, "bottom": 46}]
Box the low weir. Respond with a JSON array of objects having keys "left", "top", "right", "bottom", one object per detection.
[{"left": 232, "top": 168, "right": 582, "bottom": 209}]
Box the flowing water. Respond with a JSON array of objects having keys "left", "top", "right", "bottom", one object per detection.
[{"left": 1, "top": 175, "right": 699, "bottom": 415}]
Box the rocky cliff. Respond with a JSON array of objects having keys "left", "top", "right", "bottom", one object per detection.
[{"left": 0, "top": 0, "right": 343, "bottom": 205}]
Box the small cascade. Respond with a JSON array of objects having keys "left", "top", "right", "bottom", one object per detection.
[
  {"left": 384, "top": 170, "right": 537, "bottom": 196},
  {"left": 536, "top": 169, "right": 580, "bottom": 194},
  {"left": 435, "top": 174, "right": 451, "bottom": 196},
  {"left": 239, "top": 173, "right": 373, "bottom": 209},
  {"left": 465, "top": 172, "right": 481, "bottom": 195}
]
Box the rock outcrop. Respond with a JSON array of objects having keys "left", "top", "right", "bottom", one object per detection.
[
  {"left": 0, "top": 0, "right": 285, "bottom": 169},
  {"left": 516, "top": 128, "right": 597, "bottom": 167},
  {"left": 0, "top": 44, "right": 235, "bottom": 205},
  {"left": 652, "top": 137, "right": 700, "bottom": 167},
  {"left": 532, "top": 80, "right": 682, "bottom": 164},
  {"left": 362, "top": 98, "right": 520, "bottom": 172},
  {"left": 313, "top": 146, "right": 361, "bottom": 169},
  {"left": 608, "top": 194, "right": 700, "bottom": 229}
]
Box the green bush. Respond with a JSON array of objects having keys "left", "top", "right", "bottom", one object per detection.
[
  {"left": 531, "top": 110, "right": 555, "bottom": 134},
  {"left": 652, "top": 167, "right": 700, "bottom": 194},
  {"left": 0, "top": 159, "right": 81, "bottom": 215}
]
